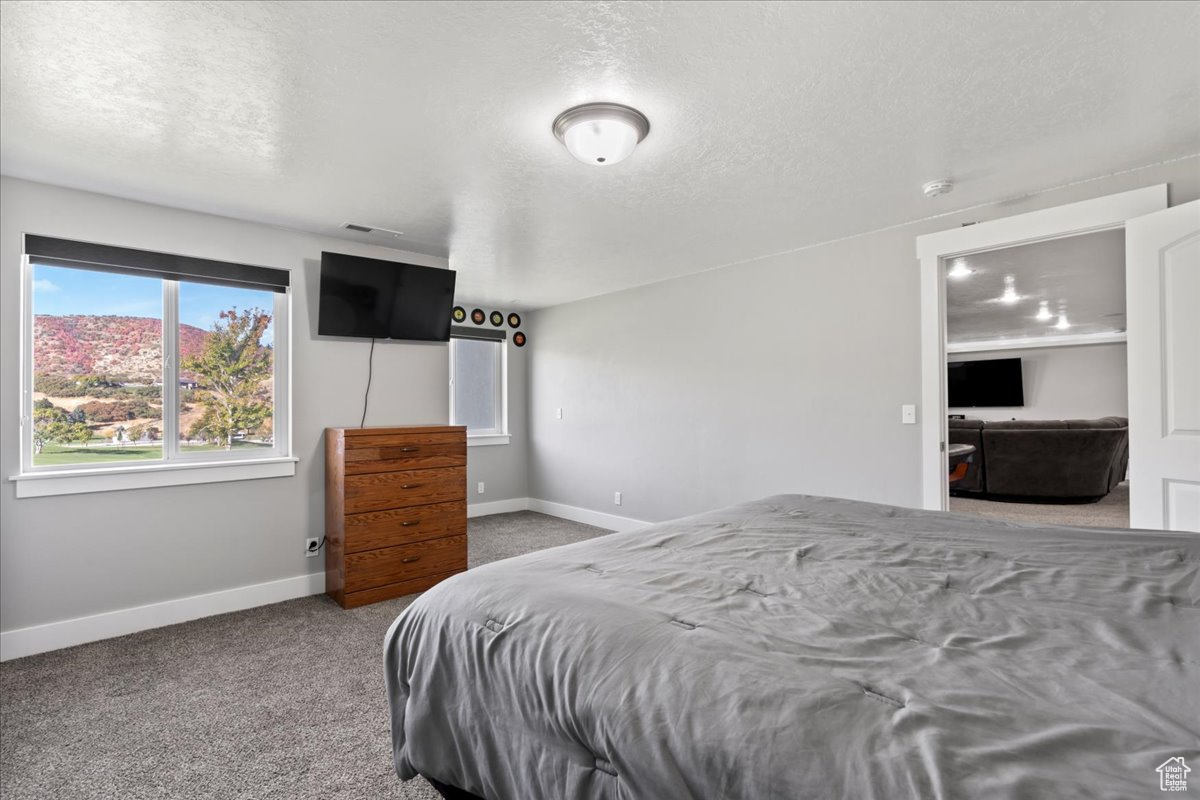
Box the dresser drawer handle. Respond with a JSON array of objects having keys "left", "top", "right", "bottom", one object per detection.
[
  {"left": 401, "top": 484, "right": 421, "bottom": 489},
  {"left": 399, "top": 447, "right": 420, "bottom": 453},
  {"left": 401, "top": 521, "right": 420, "bottom": 527},
  {"left": 401, "top": 556, "right": 421, "bottom": 564}
]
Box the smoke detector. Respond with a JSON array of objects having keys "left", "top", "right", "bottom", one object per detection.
[
  {"left": 922, "top": 180, "right": 954, "bottom": 198},
  {"left": 342, "top": 222, "right": 404, "bottom": 238}
]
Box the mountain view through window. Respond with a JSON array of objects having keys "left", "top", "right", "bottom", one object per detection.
[{"left": 32, "top": 264, "right": 275, "bottom": 467}]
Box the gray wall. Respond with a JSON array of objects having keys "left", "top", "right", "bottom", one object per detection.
[
  {"left": 948, "top": 343, "right": 1128, "bottom": 421},
  {"left": 0, "top": 177, "right": 460, "bottom": 633},
  {"left": 528, "top": 158, "right": 1199, "bottom": 524}
]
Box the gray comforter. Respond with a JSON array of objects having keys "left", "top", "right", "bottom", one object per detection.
[{"left": 384, "top": 495, "right": 1200, "bottom": 799}]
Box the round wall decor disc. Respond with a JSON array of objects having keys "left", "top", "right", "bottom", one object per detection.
[
  {"left": 490, "top": 311, "right": 504, "bottom": 327},
  {"left": 451, "top": 306, "right": 466, "bottom": 323},
  {"left": 470, "top": 308, "right": 486, "bottom": 325},
  {"left": 507, "top": 313, "right": 522, "bottom": 328},
  {"left": 513, "top": 331, "right": 526, "bottom": 347}
]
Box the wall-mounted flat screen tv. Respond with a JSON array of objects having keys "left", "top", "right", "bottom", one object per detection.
[
  {"left": 947, "top": 357, "right": 1024, "bottom": 407},
  {"left": 318, "top": 252, "right": 456, "bottom": 342}
]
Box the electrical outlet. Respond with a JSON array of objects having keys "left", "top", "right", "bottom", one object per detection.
[
  {"left": 305, "top": 537, "right": 320, "bottom": 558},
  {"left": 477, "top": 482, "right": 485, "bottom": 495},
  {"left": 614, "top": 491, "right": 622, "bottom": 506}
]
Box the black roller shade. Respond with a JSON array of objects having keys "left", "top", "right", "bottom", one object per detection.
[
  {"left": 450, "top": 325, "right": 506, "bottom": 342},
  {"left": 24, "top": 234, "right": 290, "bottom": 292}
]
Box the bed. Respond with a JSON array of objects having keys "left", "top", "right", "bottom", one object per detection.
[{"left": 384, "top": 494, "right": 1200, "bottom": 799}]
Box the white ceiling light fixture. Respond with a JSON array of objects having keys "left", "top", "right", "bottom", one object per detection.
[
  {"left": 1036, "top": 300, "right": 1052, "bottom": 321},
  {"left": 1000, "top": 274, "right": 1020, "bottom": 304},
  {"left": 946, "top": 259, "right": 974, "bottom": 279},
  {"left": 552, "top": 102, "right": 650, "bottom": 166}
]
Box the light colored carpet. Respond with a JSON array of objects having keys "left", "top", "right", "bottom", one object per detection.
[
  {"left": 0, "top": 512, "right": 610, "bottom": 800},
  {"left": 948, "top": 481, "right": 1130, "bottom": 529}
]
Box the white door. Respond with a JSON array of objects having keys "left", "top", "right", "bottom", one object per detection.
[{"left": 1126, "top": 200, "right": 1200, "bottom": 531}]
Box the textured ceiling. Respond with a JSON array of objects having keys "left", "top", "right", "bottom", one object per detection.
[
  {"left": 946, "top": 229, "right": 1126, "bottom": 345},
  {"left": 2, "top": 1, "right": 1198, "bottom": 309}
]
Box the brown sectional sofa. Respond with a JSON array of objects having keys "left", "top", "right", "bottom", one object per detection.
[{"left": 948, "top": 416, "right": 1129, "bottom": 502}]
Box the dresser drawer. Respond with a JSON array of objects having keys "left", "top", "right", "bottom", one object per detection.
[
  {"left": 344, "top": 431, "right": 463, "bottom": 450},
  {"left": 345, "top": 466, "right": 465, "bottom": 513},
  {"left": 344, "top": 437, "right": 466, "bottom": 474},
  {"left": 344, "top": 534, "right": 467, "bottom": 593},
  {"left": 340, "top": 570, "right": 463, "bottom": 609},
  {"left": 344, "top": 500, "right": 466, "bottom": 553}
]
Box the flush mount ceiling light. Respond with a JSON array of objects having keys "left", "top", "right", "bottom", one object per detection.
[
  {"left": 1036, "top": 300, "right": 1053, "bottom": 321},
  {"left": 946, "top": 259, "right": 974, "bottom": 279},
  {"left": 552, "top": 102, "right": 650, "bottom": 166}
]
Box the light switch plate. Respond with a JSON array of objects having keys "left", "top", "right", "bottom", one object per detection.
[{"left": 901, "top": 404, "right": 917, "bottom": 424}]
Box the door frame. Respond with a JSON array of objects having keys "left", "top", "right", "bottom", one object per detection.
[{"left": 914, "top": 184, "right": 1167, "bottom": 511}]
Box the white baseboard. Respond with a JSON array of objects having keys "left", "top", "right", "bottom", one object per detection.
[
  {"left": 0, "top": 571, "right": 325, "bottom": 662},
  {"left": 469, "top": 496, "right": 649, "bottom": 531},
  {"left": 467, "top": 497, "right": 531, "bottom": 517},
  {"left": 1, "top": 498, "right": 648, "bottom": 661},
  {"left": 528, "top": 498, "right": 650, "bottom": 532}
]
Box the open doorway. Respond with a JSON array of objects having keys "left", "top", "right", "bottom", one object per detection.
[
  {"left": 915, "top": 185, "right": 1168, "bottom": 518},
  {"left": 919, "top": 187, "right": 1199, "bottom": 531},
  {"left": 941, "top": 230, "right": 1130, "bottom": 528}
]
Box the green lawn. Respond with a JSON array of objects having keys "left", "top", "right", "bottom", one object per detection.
[
  {"left": 34, "top": 442, "right": 163, "bottom": 466},
  {"left": 181, "top": 441, "right": 273, "bottom": 453},
  {"left": 33, "top": 440, "right": 271, "bottom": 466}
]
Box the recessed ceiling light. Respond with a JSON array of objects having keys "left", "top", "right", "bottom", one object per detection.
[
  {"left": 1000, "top": 274, "right": 1021, "bottom": 304},
  {"left": 552, "top": 103, "right": 650, "bottom": 166},
  {"left": 1036, "top": 300, "right": 1052, "bottom": 321},
  {"left": 947, "top": 259, "right": 974, "bottom": 279},
  {"left": 1055, "top": 302, "right": 1071, "bottom": 330}
]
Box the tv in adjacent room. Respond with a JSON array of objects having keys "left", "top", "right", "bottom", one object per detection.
[
  {"left": 947, "top": 357, "right": 1025, "bottom": 407},
  {"left": 318, "top": 252, "right": 456, "bottom": 342}
]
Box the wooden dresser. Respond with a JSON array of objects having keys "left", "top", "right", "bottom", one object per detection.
[{"left": 325, "top": 425, "right": 468, "bottom": 608}]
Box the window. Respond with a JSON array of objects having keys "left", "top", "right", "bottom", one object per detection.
[
  {"left": 177, "top": 281, "right": 278, "bottom": 454},
  {"left": 16, "top": 235, "right": 293, "bottom": 497},
  {"left": 449, "top": 328, "right": 508, "bottom": 445},
  {"left": 32, "top": 266, "right": 165, "bottom": 465}
]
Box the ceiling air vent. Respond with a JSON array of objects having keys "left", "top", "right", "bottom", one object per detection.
[{"left": 342, "top": 222, "right": 405, "bottom": 238}]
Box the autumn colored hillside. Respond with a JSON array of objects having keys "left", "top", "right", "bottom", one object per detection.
[{"left": 34, "top": 315, "right": 209, "bottom": 382}]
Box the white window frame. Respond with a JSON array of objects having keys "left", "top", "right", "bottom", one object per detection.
[
  {"left": 448, "top": 334, "right": 509, "bottom": 446},
  {"left": 12, "top": 250, "right": 295, "bottom": 498}
]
